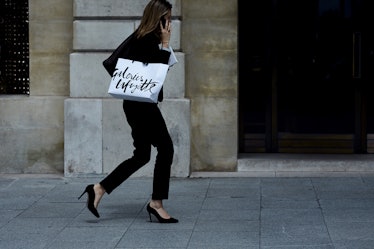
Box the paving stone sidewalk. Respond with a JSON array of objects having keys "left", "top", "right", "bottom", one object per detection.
[{"left": 1, "top": 174, "right": 374, "bottom": 249}]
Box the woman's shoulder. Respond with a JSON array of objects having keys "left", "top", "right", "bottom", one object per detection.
[{"left": 136, "top": 32, "right": 159, "bottom": 44}]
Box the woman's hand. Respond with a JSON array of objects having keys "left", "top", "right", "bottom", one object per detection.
[{"left": 160, "top": 19, "right": 171, "bottom": 48}]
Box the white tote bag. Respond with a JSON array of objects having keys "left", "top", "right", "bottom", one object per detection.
[{"left": 108, "top": 58, "right": 169, "bottom": 103}]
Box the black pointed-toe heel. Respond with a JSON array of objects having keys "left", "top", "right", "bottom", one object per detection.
[
  {"left": 78, "top": 184, "right": 100, "bottom": 218},
  {"left": 146, "top": 203, "right": 178, "bottom": 223}
]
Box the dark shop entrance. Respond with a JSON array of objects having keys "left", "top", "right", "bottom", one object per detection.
[{"left": 239, "top": 0, "right": 374, "bottom": 154}]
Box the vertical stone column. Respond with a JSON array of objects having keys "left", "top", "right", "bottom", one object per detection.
[
  {"left": 183, "top": 0, "right": 238, "bottom": 171},
  {"left": 64, "top": 0, "right": 189, "bottom": 177}
]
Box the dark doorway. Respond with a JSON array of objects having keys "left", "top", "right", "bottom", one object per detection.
[{"left": 239, "top": 0, "right": 374, "bottom": 153}]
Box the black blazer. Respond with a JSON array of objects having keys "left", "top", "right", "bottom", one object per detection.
[{"left": 126, "top": 32, "right": 171, "bottom": 65}]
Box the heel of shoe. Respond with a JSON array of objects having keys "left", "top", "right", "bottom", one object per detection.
[
  {"left": 78, "top": 189, "right": 87, "bottom": 200},
  {"left": 148, "top": 211, "right": 153, "bottom": 222}
]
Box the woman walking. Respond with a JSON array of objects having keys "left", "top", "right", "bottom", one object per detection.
[{"left": 78, "top": 0, "right": 178, "bottom": 223}]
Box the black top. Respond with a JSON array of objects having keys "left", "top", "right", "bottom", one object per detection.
[{"left": 126, "top": 32, "right": 170, "bottom": 65}]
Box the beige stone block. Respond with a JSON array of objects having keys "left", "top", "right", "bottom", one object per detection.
[
  {"left": 0, "top": 97, "right": 65, "bottom": 173},
  {"left": 70, "top": 53, "right": 111, "bottom": 97},
  {"left": 73, "top": 20, "right": 181, "bottom": 50},
  {"left": 0, "top": 129, "right": 64, "bottom": 174},
  {"left": 30, "top": 53, "right": 70, "bottom": 96},
  {"left": 74, "top": 0, "right": 181, "bottom": 17},
  {"left": 182, "top": 19, "right": 237, "bottom": 53},
  {"left": 64, "top": 99, "right": 103, "bottom": 176},
  {"left": 190, "top": 96, "right": 237, "bottom": 172},
  {"left": 159, "top": 99, "right": 191, "bottom": 176},
  {"left": 29, "top": 21, "right": 73, "bottom": 53},
  {"left": 164, "top": 52, "right": 185, "bottom": 98},
  {"left": 102, "top": 99, "right": 190, "bottom": 177},
  {"left": 169, "top": 20, "right": 181, "bottom": 50},
  {"left": 0, "top": 97, "right": 65, "bottom": 128},
  {"left": 186, "top": 51, "right": 237, "bottom": 98},
  {"left": 64, "top": 97, "right": 190, "bottom": 176},
  {"left": 75, "top": 0, "right": 147, "bottom": 17},
  {"left": 101, "top": 99, "right": 157, "bottom": 177},
  {"left": 182, "top": 0, "right": 236, "bottom": 19},
  {"left": 102, "top": 99, "right": 135, "bottom": 174},
  {"left": 29, "top": 0, "right": 73, "bottom": 21},
  {"left": 73, "top": 21, "right": 135, "bottom": 50}
]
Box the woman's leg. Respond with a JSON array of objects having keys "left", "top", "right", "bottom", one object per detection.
[
  {"left": 94, "top": 101, "right": 153, "bottom": 206},
  {"left": 149, "top": 106, "right": 174, "bottom": 200},
  {"left": 146, "top": 106, "right": 176, "bottom": 220}
]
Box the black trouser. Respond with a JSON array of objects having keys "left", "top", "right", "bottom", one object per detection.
[{"left": 100, "top": 100, "right": 174, "bottom": 200}]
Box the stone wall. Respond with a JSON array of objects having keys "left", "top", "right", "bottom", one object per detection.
[
  {"left": 0, "top": 0, "right": 238, "bottom": 175},
  {"left": 0, "top": 0, "right": 73, "bottom": 173}
]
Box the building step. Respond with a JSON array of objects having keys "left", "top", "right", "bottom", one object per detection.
[{"left": 190, "top": 154, "right": 374, "bottom": 178}]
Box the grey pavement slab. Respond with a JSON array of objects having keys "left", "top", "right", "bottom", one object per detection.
[{"left": 1, "top": 174, "right": 374, "bottom": 248}]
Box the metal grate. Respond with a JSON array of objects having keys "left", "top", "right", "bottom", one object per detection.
[{"left": 0, "top": 0, "right": 29, "bottom": 95}]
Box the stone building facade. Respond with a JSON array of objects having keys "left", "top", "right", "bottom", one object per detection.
[
  {"left": 0, "top": 0, "right": 238, "bottom": 176},
  {"left": 3, "top": 0, "right": 373, "bottom": 177}
]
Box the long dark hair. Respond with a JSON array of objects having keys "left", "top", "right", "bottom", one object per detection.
[{"left": 135, "top": 0, "right": 172, "bottom": 39}]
